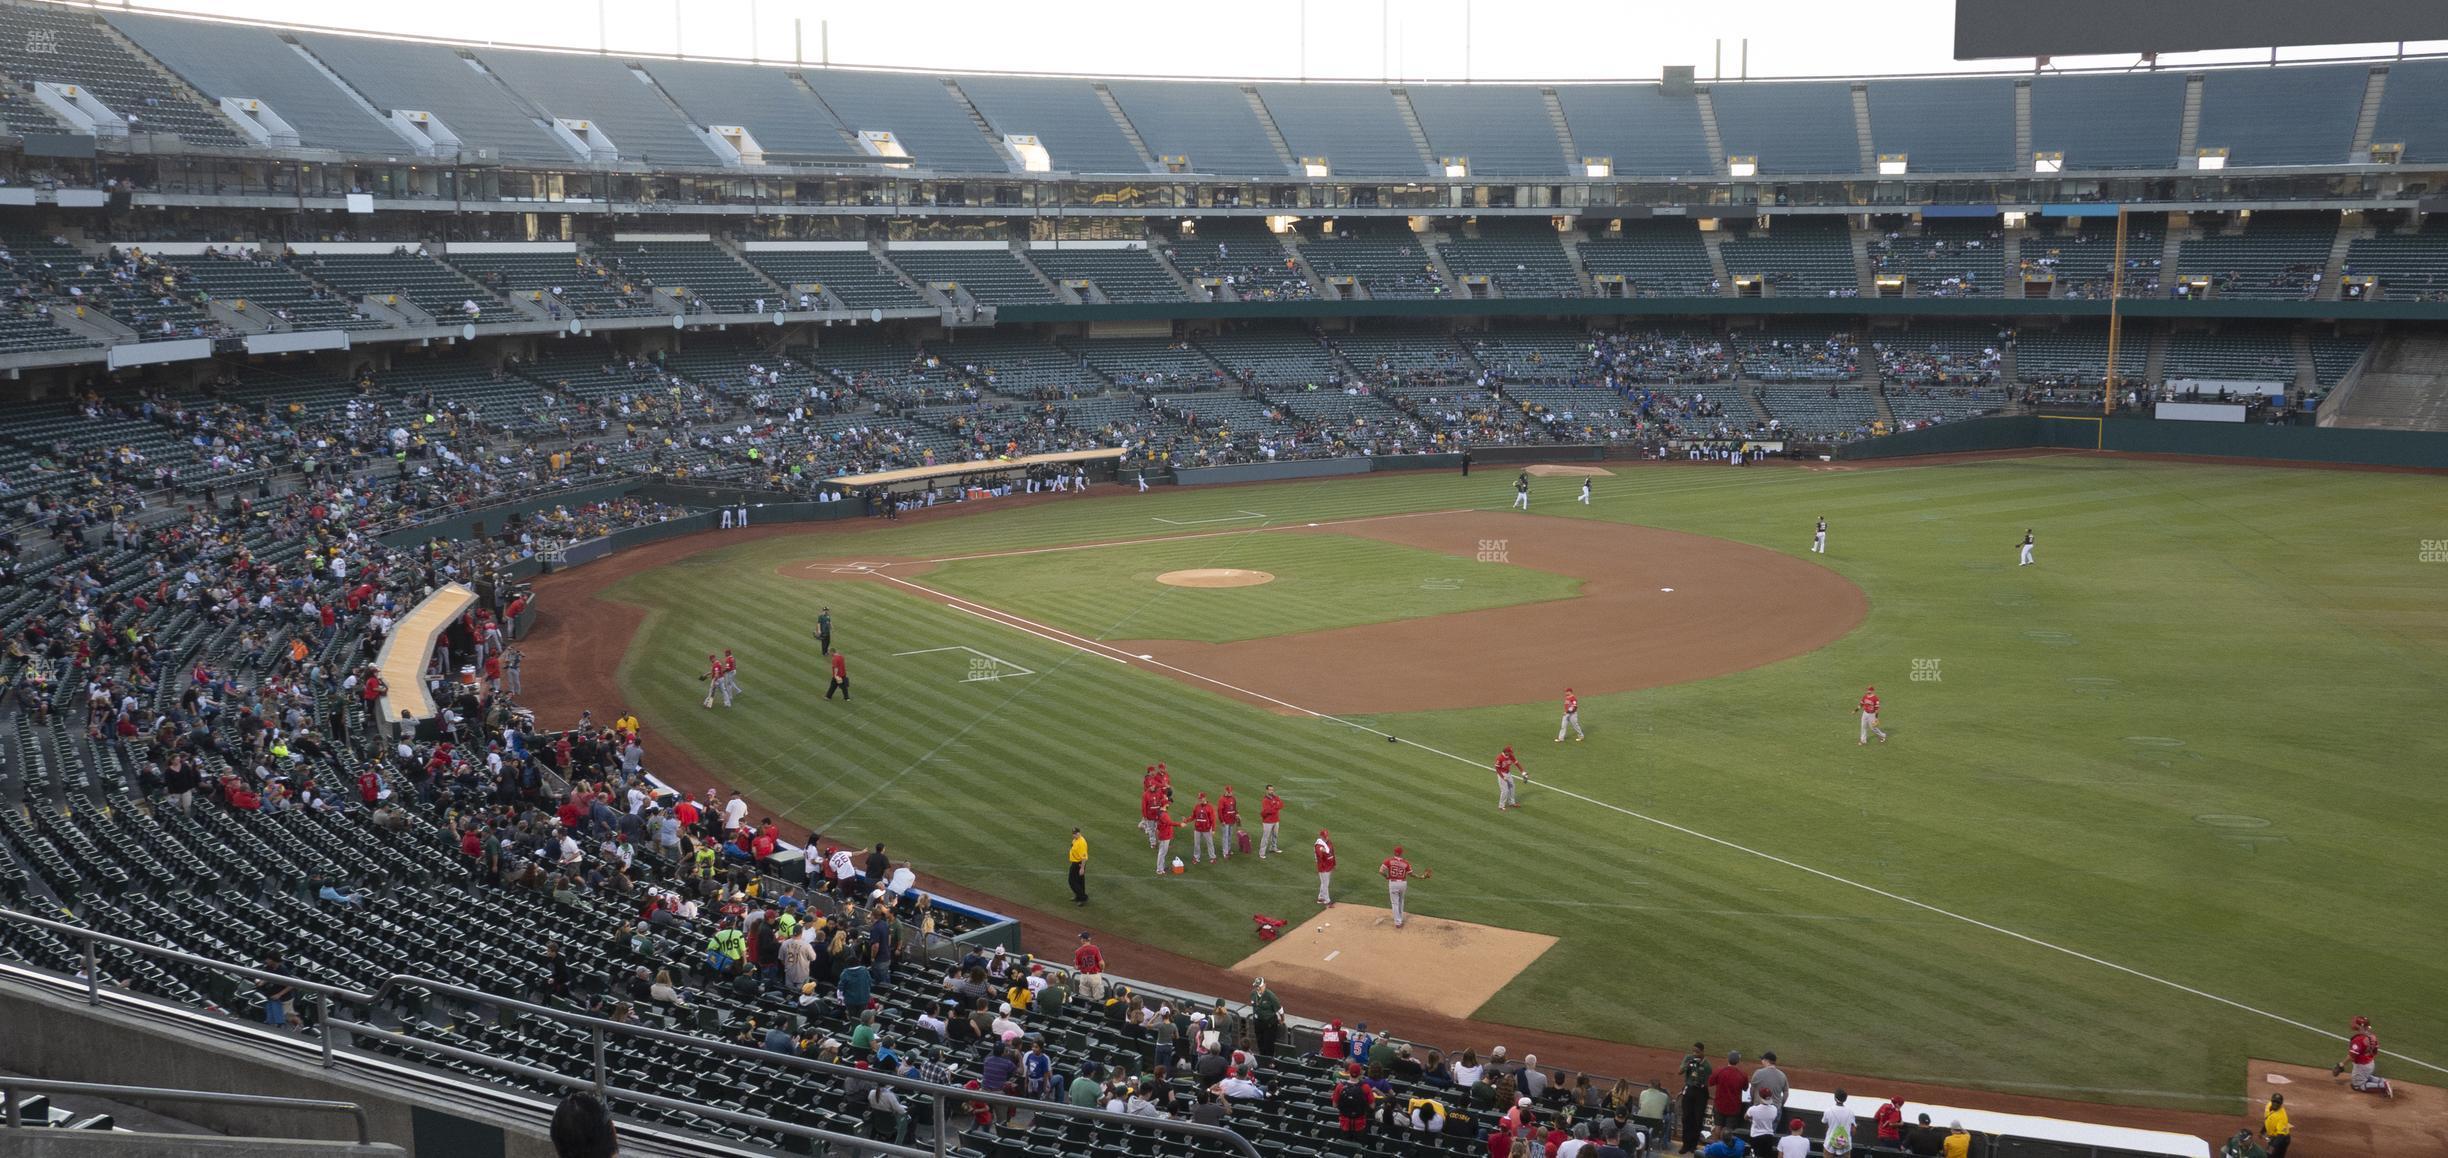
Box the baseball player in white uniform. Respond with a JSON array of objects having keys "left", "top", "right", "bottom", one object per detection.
[
  {"left": 1555, "top": 688, "right": 1584, "bottom": 741},
  {"left": 1314, "top": 830, "right": 1335, "bottom": 905},
  {"left": 1513, "top": 472, "right": 1531, "bottom": 510},
  {"left": 1578, "top": 478, "right": 1592, "bottom": 505},
  {"left": 1812, "top": 517, "right": 1827, "bottom": 554},
  {"left": 2018, "top": 529, "right": 2035, "bottom": 566}
]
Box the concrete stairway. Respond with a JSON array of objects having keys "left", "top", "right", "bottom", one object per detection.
[
  {"left": 1540, "top": 88, "right": 1580, "bottom": 172},
  {"left": 1696, "top": 90, "right": 1729, "bottom": 176},
  {"left": 1699, "top": 229, "right": 1733, "bottom": 296},
  {"left": 2350, "top": 67, "right": 2388, "bottom": 160},
  {"left": 2176, "top": 76, "right": 2204, "bottom": 163},
  {"left": 1389, "top": 88, "right": 1442, "bottom": 177},
  {"left": 1092, "top": 83, "right": 1163, "bottom": 172},
  {"left": 2326, "top": 334, "right": 2448, "bottom": 430},
  {"left": 1243, "top": 87, "right": 1299, "bottom": 175}
]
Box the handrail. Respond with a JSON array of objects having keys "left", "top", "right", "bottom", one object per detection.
[
  {"left": 0, "top": 1076, "right": 371, "bottom": 1145},
  {"left": 0, "top": 906, "right": 1263, "bottom": 1158}
]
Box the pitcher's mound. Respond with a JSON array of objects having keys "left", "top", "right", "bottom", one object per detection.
[
  {"left": 1523, "top": 464, "right": 1616, "bottom": 477},
  {"left": 1158, "top": 568, "right": 1276, "bottom": 588},
  {"left": 1232, "top": 906, "right": 1556, "bottom": 1019}
]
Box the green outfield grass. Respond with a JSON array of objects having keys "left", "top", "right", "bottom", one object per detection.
[
  {"left": 598, "top": 459, "right": 2448, "bottom": 1111},
  {"left": 919, "top": 529, "right": 1580, "bottom": 643}
]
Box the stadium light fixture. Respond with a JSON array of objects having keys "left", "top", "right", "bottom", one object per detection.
[
  {"left": 1727, "top": 156, "right": 1758, "bottom": 178},
  {"left": 1877, "top": 153, "right": 1909, "bottom": 176},
  {"left": 2033, "top": 151, "right": 2064, "bottom": 174}
]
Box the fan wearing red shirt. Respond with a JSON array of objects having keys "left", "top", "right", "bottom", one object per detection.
[
  {"left": 1073, "top": 931, "right": 1108, "bottom": 1000},
  {"left": 1216, "top": 786, "right": 1241, "bottom": 858},
  {"left": 824, "top": 652, "right": 850, "bottom": 700},
  {"left": 1314, "top": 829, "right": 1337, "bottom": 906},
  {"left": 1188, "top": 792, "right": 1218, "bottom": 863},
  {"left": 1859, "top": 685, "right": 1889, "bottom": 745},
  {"left": 1258, "top": 785, "right": 1284, "bottom": 858},
  {"left": 1152, "top": 808, "right": 1177, "bottom": 875},
  {"left": 1708, "top": 1051, "right": 1750, "bottom": 1128},
  {"left": 1874, "top": 1095, "right": 1907, "bottom": 1147}
]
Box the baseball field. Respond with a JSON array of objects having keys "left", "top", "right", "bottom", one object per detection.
[{"left": 522, "top": 453, "right": 2448, "bottom": 1118}]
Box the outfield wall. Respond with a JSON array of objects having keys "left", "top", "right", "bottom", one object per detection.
[
  {"left": 1169, "top": 444, "right": 1602, "bottom": 486},
  {"left": 1835, "top": 416, "right": 2448, "bottom": 468}
]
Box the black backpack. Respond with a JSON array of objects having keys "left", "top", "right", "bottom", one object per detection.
[{"left": 1336, "top": 1082, "right": 1368, "bottom": 1116}]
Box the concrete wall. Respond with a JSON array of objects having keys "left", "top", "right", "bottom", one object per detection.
[
  {"left": 1837, "top": 413, "right": 2448, "bottom": 468},
  {"left": 0, "top": 982, "right": 559, "bottom": 1158},
  {"left": 1171, "top": 456, "right": 1372, "bottom": 486},
  {"left": 0, "top": 1132, "right": 403, "bottom": 1158}
]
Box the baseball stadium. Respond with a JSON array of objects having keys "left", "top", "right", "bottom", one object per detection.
[{"left": 0, "top": 1, "right": 2440, "bottom": 1156}]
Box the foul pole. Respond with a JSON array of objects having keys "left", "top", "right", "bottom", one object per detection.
[{"left": 2101, "top": 205, "right": 2127, "bottom": 416}]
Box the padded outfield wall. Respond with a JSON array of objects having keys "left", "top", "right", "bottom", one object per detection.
[{"left": 1837, "top": 415, "right": 2448, "bottom": 468}]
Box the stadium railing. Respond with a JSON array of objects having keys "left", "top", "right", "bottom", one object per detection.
[
  {"left": 0, "top": 906, "right": 1265, "bottom": 1158},
  {"left": 0, "top": 1076, "right": 372, "bottom": 1145}
]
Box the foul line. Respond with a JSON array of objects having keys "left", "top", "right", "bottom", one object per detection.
[{"left": 863, "top": 571, "right": 2445, "bottom": 1076}]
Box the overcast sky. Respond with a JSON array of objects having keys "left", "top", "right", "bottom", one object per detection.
[{"left": 72, "top": 0, "right": 2448, "bottom": 81}]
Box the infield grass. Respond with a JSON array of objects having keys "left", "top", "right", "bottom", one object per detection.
[
  {"left": 920, "top": 530, "right": 1580, "bottom": 643},
  {"left": 600, "top": 458, "right": 2448, "bottom": 1111}
]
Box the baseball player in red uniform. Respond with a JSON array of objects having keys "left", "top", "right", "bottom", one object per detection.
[
  {"left": 718, "top": 648, "right": 741, "bottom": 701},
  {"left": 1314, "top": 829, "right": 1336, "bottom": 905},
  {"left": 1858, "top": 686, "right": 1888, "bottom": 745},
  {"left": 704, "top": 653, "right": 728, "bottom": 708},
  {"left": 1379, "top": 845, "right": 1414, "bottom": 927},
  {"left": 2333, "top": 1016, "right": 2395, "bottom": 1096},
  {"left": 1139, "top": 782, "right": 1164, "bottom": 847},
  {"left": 1556, "top": 687, "right": 1584, "bottom": 742},
  {"left": 1217, "top": 786, "right": 1241, "bottom": 859},
  {"left": 1494, "top": 746, "right": 1523, "bottom": 810},
  {"left": 1258, "top": 785, "right": 1284, "bottom": 858},
  {"left": 1189, "top": 792, "right": 1218, "bottom": 863},
  {"left": 1153, "top": 807, "right": 1177, "bottom": 875}
]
